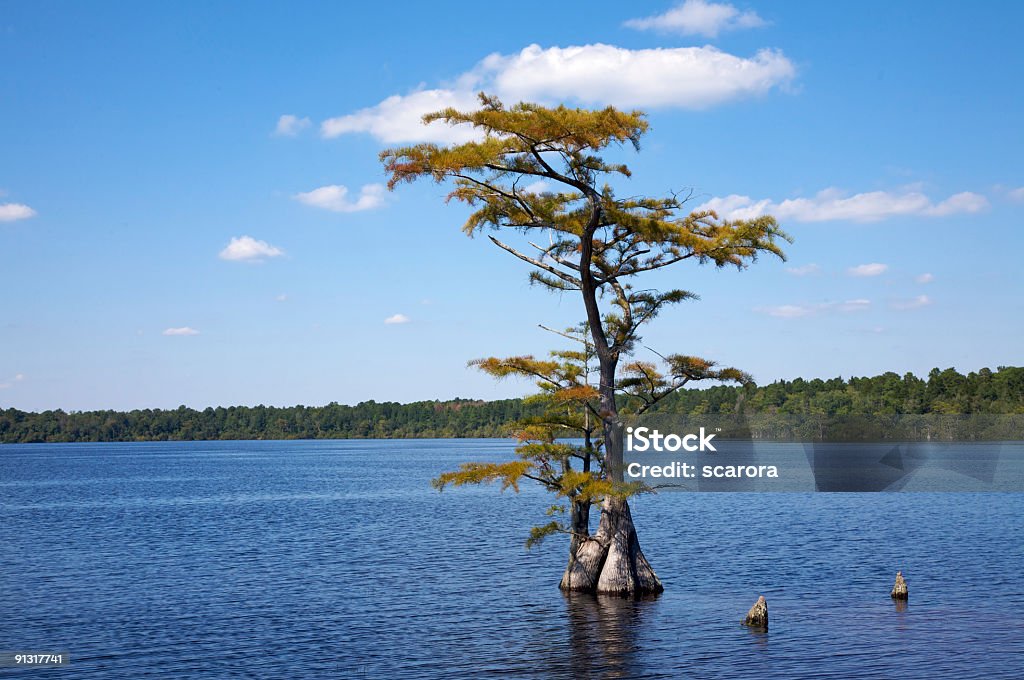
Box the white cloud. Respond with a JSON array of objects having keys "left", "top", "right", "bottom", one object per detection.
[
  {"left": 483, "top": 44, "right": 793, "bottom": 109},
  {"left": 757, "top": 299, "right": 871, "bottom": 318},
  {"left": 891, "top": 295, "right": 932, "bottom": 311},
  {"left": 786, "top": 263, "right": 820, "bottom": 276},
  {"left": 758, "top": 304, "right": 812, "bottom": 319},
  {"left": 322, "top": 90, "right": 483, "bottom": 144},
  {"left": 163, "top": 327, "right": 200, "bottom": 336},
  {"left": 915, "top": 273, "right": 935, "bottom": 284},
  {"left": 847, "top": 263, "right": 888, "bottom": 277},
  {"left": 0, "top": 203, "right": 36, "bottom": 222},
  {"left": 697, "top": 188, "right": 989, "bottom": 223},
  {"left": 219, "top": 235, "right": 285, "bottom": 262},
  {"left": 384, "top": 313, "right": 410, "bottom": 325},
  {"left": 522, "top": 180, "right": 553, "bottom": 194},
  {"left": 928, "top": 191, "right": 988, "bottom": 216},
  {"left": 836, "top": 299, "right": 871, "bottom": 312},
  {"left": 1007, "top": 186, "right": 1024, "bottom": 202},
  {"left": 294, "top": 184, "right": 386, "bottom": 213},
  {"left": 320, "top": 43, "right": 794, "bottom": 144},
  {"left": 625, "top": 0, "right": 766, "bottom": 38},
  {"left": 274, "top": 114, "right": 311, "bottom": 137},
  {"left": 275, "top": 294, "right": 288, "bottom": 302},
  {"left": 0, "top": 373, "right": 25, "bottom": 389}
]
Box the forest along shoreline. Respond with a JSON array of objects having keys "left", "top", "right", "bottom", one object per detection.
[{"left": 2, "top": 366, "right": 1022, "bottom": 444}]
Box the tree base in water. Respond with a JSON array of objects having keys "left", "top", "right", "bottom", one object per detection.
[{"left": 559, "top": 496, "right": 664, "bottom": 595}]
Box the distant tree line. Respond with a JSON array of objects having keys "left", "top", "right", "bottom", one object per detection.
[
  {"left": 1, "top": 367, "right": 1022, "bottom": 444},
  {"left": 0, "top": 398, "right": 538, "bottom": 444}
]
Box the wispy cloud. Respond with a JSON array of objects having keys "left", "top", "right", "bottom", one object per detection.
[
  {"left": 786, "top": 263, "right": 820, "bottom": 276},
  {"left": 915, "top": 273, "right": 935, "bottom": 284},
  {"left": 294, "top": 184, "right": 386, "bottom": 213},
  {"left": 0, "top": 373, "right": 25, "bottom": 389},
  {"left": 274, "top": 114, "right": 311, "bottom": 137},
  {"left": 757, "top": 299, "right": 871, "bottom": 318},
  {"left": 320, "top": 43, "right": 794, "bottom": 144},
  {"left": 219, "top": 235, "right": 285, "bottom": 262},
  {"left": 522, "top": 180, "right": 553, "bottom": 194},
  {"left": 1007, "top": 186, "right": 1024, "bottom": 202},
  {"left": 0, "top": 203, "right": 36, "bottom": 222},
  {"left": 698, "top": 188, "right": 988, "bottom": 223},
  {"left": 163, "top": 327, "right": 200, "bottom": 336},
  {"left": 625, "top": 0, "right": 766, "bottom": 38},
  {"left": 275, "top": 293, "right": 288, "bottom": 302},
  {"left": 847, "top": 263, "right": 888, "bottom": 277},
  {"left": 384, "top": 313, "right": 410, "bottom": 325},
  {"left": 891, "top": 295, "right": 932, "bottom": 310}
]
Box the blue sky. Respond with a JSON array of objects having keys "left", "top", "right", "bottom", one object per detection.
[{"left": 2, "top": 0, "right": 1022, "bottom": 411}]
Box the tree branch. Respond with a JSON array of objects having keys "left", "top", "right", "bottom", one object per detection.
[{"left": 488, "top": 235, "right": 582, "bottom": 287}]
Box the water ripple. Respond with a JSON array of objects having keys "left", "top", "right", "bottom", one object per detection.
[{"left": 1, "top": 440, "right": 1022, "bottom": 678}]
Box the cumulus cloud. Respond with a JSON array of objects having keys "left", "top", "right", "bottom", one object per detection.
[
  {"left": 625, "top": 0, "right": 766, "bottom": 38},
  {"left": 274, "top": 114, "right": 311, "bottom": 137},
  {"left": 319, "top": 43, "right": 794, "bottom": 144},
  {"left": 697, "top": 188, "right": 989, "bottom": 223},
  {"left": 483, "top": 44, "right": 792, "bottom": 109},
  {"left": 163, "top": 327, "right": 200, "bottom": 336},
  {"left": 219, "top": 235, "right": 285, "bottom": 262},
  {"left": 294, "top": 184, "right": 386, "bottom": 213},
  {"left": 847, "top": 263, "right": 888, "bottom": 277},
  {"left": 891, "top": 295, "right": 932, "bottom": 311},
  {"left": 757, "top": 299, "right": 871, "bottom": 319},
  {"left": 384, "top": 313, "right": 410, "bottom": 325},
  {"left": 915, "top": 273, "right": 935, "bottom": 284},
  {"left": 0, "top": 203, "right": 36, "bottom": 222},
  {"left": 786, "top": 263, "right": 820, "bottom": 276}
]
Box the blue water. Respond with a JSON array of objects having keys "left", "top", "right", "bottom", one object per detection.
[{"left": 1, "top": 440, "right": 1023, "bottom": 678}]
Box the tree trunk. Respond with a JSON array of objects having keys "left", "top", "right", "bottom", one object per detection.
[
  {"left": 589, "top": 362, "right": 664, "bottom": 595},
  {"left": 570, "top": 199, "right": 663, "bottom": 596},
  {"left": 558, "top": 496, "right": 663, "bottom": 594},
  {"left": 594, "top": 495, "right": 663, "bottom": 595},
  {"left": 558, "top": 389, "right": 663, "bottom": 595},
  {"left": 559, "top": 498, "right": 593, "bottom": 591}
]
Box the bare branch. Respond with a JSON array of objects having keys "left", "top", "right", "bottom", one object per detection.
[{"left": 489, "top": 235, "right": 582, "bottom": 288}]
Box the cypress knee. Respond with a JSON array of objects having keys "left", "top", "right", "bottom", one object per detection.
[
  {"left": 891, "top": 571, "right": 908, "bottom": 600},
  {"left": 743, "top": 595, "right": 768, "bottom": 629}
]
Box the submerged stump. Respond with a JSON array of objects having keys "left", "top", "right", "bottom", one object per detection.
[
  {"left": 891, "top": 571, "right": 908, "bottom": 600},
  {"left": 743, "top": 595, "right": 768, "bottom": 629}
]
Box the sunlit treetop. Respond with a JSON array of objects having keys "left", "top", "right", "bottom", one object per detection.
[{"left": 381, "top": 94, "right": 790, "bottom": 359}]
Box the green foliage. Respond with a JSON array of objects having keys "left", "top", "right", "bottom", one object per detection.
[
  {"left": 526, "top": 521, "right": 563, "bottom": 549},
  {"left": 433, "top": 460, "right": 534, "bottom": 493},
  {"left": 3, "top": 367, "right": 1021, "bottom": 445},
  {"left": 646, "top": 366, "right": 1024, "bottom": 418},
  {"left": 0, "top": 398, "right": 540, "bottom": 444}
]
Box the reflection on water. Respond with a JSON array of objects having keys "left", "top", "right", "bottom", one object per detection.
[{"left": 565, "top": 593, "right": 659, "bottom": 678}]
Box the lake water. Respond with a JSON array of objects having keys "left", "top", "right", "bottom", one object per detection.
[{"left": 2, "top": 439, "right": 1023, "bottom": 678}]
